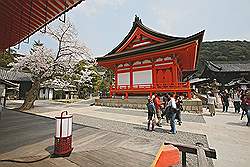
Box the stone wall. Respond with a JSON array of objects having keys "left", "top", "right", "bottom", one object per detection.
[
  {"left": 95, "top": 98, "right": 148, "bottom": 110},
  {"left": 182, "top": 99, "right": 203, "bottom": 113},
  {"left": 95, "top": 98, "right": 203, "bottom": 113}
]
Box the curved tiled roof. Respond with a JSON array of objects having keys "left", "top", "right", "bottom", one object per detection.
[
  {"left": 106, "top": 15, "right": 186, "bottom": 56},
  {"left": 0, "top": 67, "right": 32, "bottom": 82},
  {"left": 98, "top": 30, "right": 205, "bottom": 61},
  {"left": 205, "top": 61, "right": 250, "bottom": 72}
]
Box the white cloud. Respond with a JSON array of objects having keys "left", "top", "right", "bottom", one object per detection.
[{"left": 75, "top": 0, "right": 126, "bottom": 16}]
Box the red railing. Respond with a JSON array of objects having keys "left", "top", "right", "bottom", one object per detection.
[{"left": 110, "top": 82, "right": 190, "bottom": 91}]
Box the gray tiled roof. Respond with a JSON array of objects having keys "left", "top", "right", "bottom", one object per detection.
[
  {"left": 0, "top": 67, "right": 32, "bottom": 82},
  {"left": 0, "top": 79, "right": 18, "bottom": 87},
  {"left": 225, "top": 77, "right": 250, "bottom": 86},
  {"left": 206, "top": 61, "right": 250, "bottom": 72}
]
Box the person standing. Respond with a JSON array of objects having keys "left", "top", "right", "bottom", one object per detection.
[
  {"left": 153, "top": 94, "right": 162, "bottom": 127},
  {"left": 146, "top": 97, "right": 156, "bottom": 131},
  {"left": 233, "top": 90, "right": 241, "bottom": 113},
  {"left": 168, "top": 93, "right": 177, "bottom": 134},
  {"left": 162, "top": 93, "right": 170, "bottom": 121},
  {"left": 221, "top": 91, "right": 229, "bottom": 112},
  {"left": 244, "top": 95, "right": 250, "bottom": 126},
  {"left": 207, "top": 92, "right": 216, "bottom": 116},
  {"left": 175, "top": 95, "right": 183, "bottom": 125},
  {"left": 240, "top": 94, "right": 248, "bottom": 120}
]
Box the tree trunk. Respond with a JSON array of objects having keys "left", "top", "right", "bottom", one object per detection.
[{"left": 19, "top": 80, "right": 41, "bottom": 111}]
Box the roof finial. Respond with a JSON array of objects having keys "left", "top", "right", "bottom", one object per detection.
[{"left": 134, "top": 15, "right": 142, "bottom": 23}]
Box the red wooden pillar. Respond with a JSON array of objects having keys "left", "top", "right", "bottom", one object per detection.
[
  {"left": 187, "top": 81, "right": 192, "bottom": 99},
  {"left": 152, "top": 59, "right": 156, "bottom": 88},
  {"left": 115, "top": 67, "right": 118, "bottom": 89},
  {"left": 172, "top": 60, "right": 178, "bottom": 83},
  {"left": 130, "top": 64, "right": 133, "bottom": 89}
]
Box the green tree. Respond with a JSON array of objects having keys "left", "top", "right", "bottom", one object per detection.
[{"left": 0, "top": 49, "right": 15, "bottom": 67}]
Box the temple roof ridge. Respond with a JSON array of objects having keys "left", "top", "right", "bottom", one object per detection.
[{"left": 107, "top": 16, "right": 188, "bottom": 55}]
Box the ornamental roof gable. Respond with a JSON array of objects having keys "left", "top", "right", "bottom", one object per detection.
[{"left": 106, "top": 15, "right": 183, "bottom": 55}]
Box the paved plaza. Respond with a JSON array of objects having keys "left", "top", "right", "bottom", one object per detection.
[{"left": 0, "top": 99, "right": 249, "bottom": 167}]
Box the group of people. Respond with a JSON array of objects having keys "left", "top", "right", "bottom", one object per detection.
[
  {"left": 146, "top": 92, "right": 183, "bottom": 134},
  {"left": 207, "top": 88, "right": 249, "bottom": 126},
  {"left": 220, "top": 89, "right": 249, "bottom": 126}
]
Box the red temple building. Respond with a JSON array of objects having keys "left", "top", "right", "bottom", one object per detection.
[{"left": 97, "top": 16, "right": 205, "bottom": 99}]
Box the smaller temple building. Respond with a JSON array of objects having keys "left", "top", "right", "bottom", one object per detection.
[
  {"left": 97, "top": 16, "right": 204, "bottom": 98},
  {"left": 200, "top": 61, "right": 250, "bottom": 85}
]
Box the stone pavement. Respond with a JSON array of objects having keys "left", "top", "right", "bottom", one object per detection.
[{"left": 2, "top": 99, "right": 250, "bottom": 167}]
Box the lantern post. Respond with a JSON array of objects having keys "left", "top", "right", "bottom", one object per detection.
[{"left": 54, "top": 111, "right": 73, "bottom": 156}]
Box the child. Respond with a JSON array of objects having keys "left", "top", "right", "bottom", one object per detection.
[{"left": 146, "top": 97, "right": 156, "bottom": 131}]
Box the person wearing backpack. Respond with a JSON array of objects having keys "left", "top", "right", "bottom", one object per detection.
[
  {"left": 146, "top": 97, "right": 156, "bottom": 131},
  {"left": 175, "top": 94, "right": 183, "bottom": 126}
]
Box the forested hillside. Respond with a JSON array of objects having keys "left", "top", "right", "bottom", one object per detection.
[{"left": 196, "top": 40, "right": 250, "bottom": 72}]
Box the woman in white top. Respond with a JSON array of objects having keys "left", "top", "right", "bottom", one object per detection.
[
  {"left": 207, "top": 92, "right": 216, "bottom": 116},
  {"left": 233, "top": 90, "right": 241, "bottom": 113}
]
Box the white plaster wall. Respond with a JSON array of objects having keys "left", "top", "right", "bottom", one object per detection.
[
  {"left": 49, "top": 89, "right": 53, "bottom": 100},
  {"left": 39, "top": 89, "right": 44, "bottom": 99},
  {"left": 117, "top": 72, "right": 130, "bottom": 86},
  {"left": 39, "top": 88, "right": 49, "bottom": 99},
  {"left": 133, "top": 70, "right": 152, "bottom": 85}
]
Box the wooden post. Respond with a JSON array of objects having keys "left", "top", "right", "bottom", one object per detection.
[
  {"left": 187, "top": 81, "right": 192, "bottom": 99},
  {"left": 130, "top": 63, "right": 133, "bottom": 89},
  {"left": 164, "top": 142, "right": 216, "bottom": 167},
  {"left": 182, "top": 152, "right": 187, "bottom": 167},
  {"left": 152, "top": 59, "right": 156, "bottom": 89},
  {"left": 115, "top": 68, "right": 118, "bottom": 89},
  {"left": 196, "top": 143, "right": 209, "bottom": 167}
]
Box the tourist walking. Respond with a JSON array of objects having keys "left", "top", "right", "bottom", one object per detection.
[
  {"left": 240, "top": 94, "right": 248, "bottom": 120},
  {"left": 207, "top": 92, "right": 216, "bottom": 116},
  {"left": 233, "top": 90, "right": 241, "bottom": 113},
  {"left": 175, "top": 95, "right": 183, "bottom": 125},
  {"left": 221, "top": 91, "right": 229, "bottom": 112},
  {"left": 146, "top": 97, "right": 156, "bottom": 131},
  {"left": 153, "top": 94, "right": 162, "bottom": 127},
  {"left": 246, "top": 109, "right": 250, "bottom": 126},
  {"left": 162, "top": 93, "right": 170, "bottom": 122},
  {"left": 167, "top": 93, "right": 177, "bottom": 134},
  {"left": 245, "top": 95, "right": 250, "bottom": 126}
]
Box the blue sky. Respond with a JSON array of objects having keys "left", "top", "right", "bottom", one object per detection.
[{"left": 18, "top": 0, "right": 250, "bottom": 57}]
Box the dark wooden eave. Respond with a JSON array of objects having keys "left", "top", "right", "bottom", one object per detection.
[{"left": 0, "top": 0, "right": 84, "bottom": 52}]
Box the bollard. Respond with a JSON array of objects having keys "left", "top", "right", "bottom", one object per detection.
[{"left": 54, "top": 111, "right": 73, "bottom": 156}]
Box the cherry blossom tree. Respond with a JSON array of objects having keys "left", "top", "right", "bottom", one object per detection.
[{"left": 10, "top": 20, "right": 93, "bottom": 110}]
